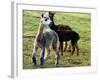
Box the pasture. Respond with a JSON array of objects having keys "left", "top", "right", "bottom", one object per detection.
[{"left": 23, "top": 11, "right": 91, "bottom": 69}]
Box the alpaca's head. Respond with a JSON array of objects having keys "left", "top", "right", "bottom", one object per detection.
[
  {"left": 48, "top": 11, "right": 55, "bottom": 18},
  {"left": 40, "top": 13, "right": 51, "bottom": 25}
]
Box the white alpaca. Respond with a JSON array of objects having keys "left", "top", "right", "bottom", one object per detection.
[{"left": 32, "top": 14, "right": 60, "bottom": 66}]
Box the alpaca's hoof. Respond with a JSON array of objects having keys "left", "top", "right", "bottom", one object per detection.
[
  {"left": 71, "top": 53, "right": 74, "bottom": 56},
  {"left": 61, "top": 52, "right": 63, "bottom": 56},
  {"left": 32, "top": 57, "right": 37, "bottom": 66},
  {"left": 77, "top": 54, "right": 79, "bottom": 56},
  {"left": 55, "top": 63, "right": 59, "bottom": 67},
  {"left": 39, "top": 65, "right": 44, "bottom": 68},
  {"left": 63, "top": 49, "right": 66, "bottom": 52},
  {"left": 67, "top": 50, "right": 71, "bottom": 52}
]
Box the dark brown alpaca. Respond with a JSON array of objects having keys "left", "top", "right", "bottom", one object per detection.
[{"left": 48, "top": 12, "right": 80, "bottom": 56}]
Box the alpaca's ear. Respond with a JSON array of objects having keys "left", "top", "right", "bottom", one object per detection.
[
  {"left": 49, "top": 11, "right": 51, "bottom": 14},
  {"left": 41, "top": 13, "right": 44, "bottom": 18}
]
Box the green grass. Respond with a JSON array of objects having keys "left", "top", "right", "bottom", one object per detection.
[{"left": 23, "top": 11, "right": 91, "bottom": 69}]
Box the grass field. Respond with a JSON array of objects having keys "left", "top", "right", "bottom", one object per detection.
[{"left": 23, "top": 11, "right": 91, "bottom": 69}]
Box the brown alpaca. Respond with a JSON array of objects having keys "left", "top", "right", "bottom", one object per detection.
[{"left": 48, "top": 12, "right": 73, "bottom": 55}]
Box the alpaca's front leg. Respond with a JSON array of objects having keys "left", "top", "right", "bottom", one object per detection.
[
  {"left": 32, "top": 46, "right": 38, "bottom": 66},
  {"left": 40, "top": 48, "right": 45, "bottom": 66}
]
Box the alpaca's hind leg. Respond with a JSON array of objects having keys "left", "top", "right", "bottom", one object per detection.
[
  {"left": 67, "top": 41, "right": 71, "bottom": 52},
  {"left": 40, "top": 48, "right": 45, "bottom": 66},
  {"left": 75, "top": 42, "right": 79, "bottom": 56},
  {"left": 71, "top": 45, "right": 75, "bottom": 56},
  {"left": 60, "top": 41, "right": 63, "bottom": 56},
  {"left": 53, "top": 43, "right": 60, "bottom": 66},
  {"left": 71, "top": 41, "right": 75, "bottom": 56},
  {"left": 64, "top": 42, "right": 67, "bottom": 52},
  {"left": 44, "top": 47, "right": 50, "bottom": 60},
  {"left": 32, "top": 46, "right": 38, "bottom": 66}
]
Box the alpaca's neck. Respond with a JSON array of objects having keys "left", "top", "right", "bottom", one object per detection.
[
  {"left": 49, "top": 17, "right": 58, "bottom": 31},
  {"left": 38, "top": 23, "right": 44, "bottom": 34},
  {"left": 36, "top": 23, "right": 44, "bottom": 41}
]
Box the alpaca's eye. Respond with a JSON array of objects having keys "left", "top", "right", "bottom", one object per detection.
[
  {"left": 45, "top": 17, "right": 49, "bottom": 21},
  {"left": 45, "top": 18, "right": 48, "bottom": 21}
]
